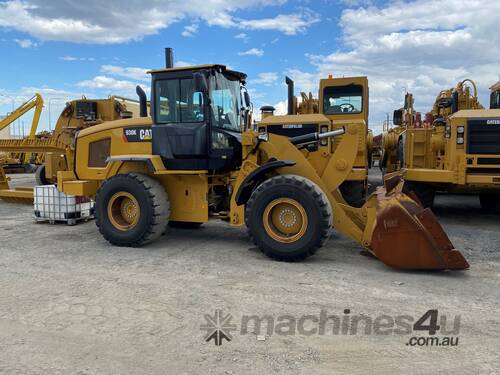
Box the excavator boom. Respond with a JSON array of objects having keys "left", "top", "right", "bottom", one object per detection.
[{"left": 0, "top": 93, "right": 43, "bottom": 139}]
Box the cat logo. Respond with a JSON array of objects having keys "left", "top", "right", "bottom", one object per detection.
[
  {"left": 486, "top": 119, "right": 500, "bottom": 125},
  {"left": 123, "top": 126, "right": 152, "bottom": 142}
]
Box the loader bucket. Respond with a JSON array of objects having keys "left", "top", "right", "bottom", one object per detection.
[{"left": 367, "top": 174, "right": 469, "bottom": 270}]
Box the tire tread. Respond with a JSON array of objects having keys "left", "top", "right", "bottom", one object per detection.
[
  {"left": 245, "top": 175, "right": 331, "bottom": 261},
  {"left": 95, "top": 173, "right": 170, "bottom": 247}
]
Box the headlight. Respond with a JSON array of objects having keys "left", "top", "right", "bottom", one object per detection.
[
  {"left": 457, "top": 126, "right": 465, "bottom": 133},
  {"left": 457, "top": 137, "right": 464, "bottom": 145}
]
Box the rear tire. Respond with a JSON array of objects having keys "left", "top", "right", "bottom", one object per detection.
[
  {"left": 479, "top": 193, "right": 500, "bottom": 214},
  {"left": 95, "top": 173, "right": 170, "bottom": 247},
  {"left": 339, "top": 180, "right": 366, "bottom": 208},
  {"left": 35, "top": 165, "right": 49, "bottom": 185},
  {"left": 404, "top": 181, "right": 435, "bottom": 208},
  {"left": 245, "top": 175, "right": 332, "bottom": 261}
]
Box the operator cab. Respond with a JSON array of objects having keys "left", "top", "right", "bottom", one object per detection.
[
  {"left": 318, "top": 76, "right": 369, "bottom": 123},
  {"left": 149, "top": 63, "right": 250, "bottom": 171}
]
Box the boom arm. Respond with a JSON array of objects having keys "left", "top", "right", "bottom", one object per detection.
[{"left": 0, "top": 94, "right": 44, "bottom": 139}]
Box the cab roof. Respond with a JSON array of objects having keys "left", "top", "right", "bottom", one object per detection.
[{"left": 148, "top": 64, "right": 247, "bottom": 82}]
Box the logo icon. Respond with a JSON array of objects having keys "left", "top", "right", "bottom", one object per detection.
[{"left": 200, "top": 310, "right": 237, "bottom": 346}]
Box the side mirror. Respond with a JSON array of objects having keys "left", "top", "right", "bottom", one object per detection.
[
  {"left": 194, "top": 73, "right": 208, "bottom": 93},
  {"left": 244, "top": 91, "right": 251, "bottom": 108},
  {"left": 393, "top": 109, "right": 403, "bottom": 126}
]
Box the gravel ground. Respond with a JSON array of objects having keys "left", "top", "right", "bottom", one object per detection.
[{"left": 0, "top": 171, "right": 498, "bottom": 374}]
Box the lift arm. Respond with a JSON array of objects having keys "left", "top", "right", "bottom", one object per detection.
[{"left": 0, "top": 93, "right": 44, "bottom": 139}]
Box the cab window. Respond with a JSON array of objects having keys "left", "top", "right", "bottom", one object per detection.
[
  {"left": 324, "top": 85, "right": 363, "bottom": 115},
  {"left": 155, "top": 78, "right": 204, "bottom": 123}
]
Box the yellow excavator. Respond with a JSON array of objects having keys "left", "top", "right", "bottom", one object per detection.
[
  {"left": 0, "top": 93, "right": 43, "bottom": 172},
  {"left": 54, "top": 49, "right": 468, "bottom": 271}
]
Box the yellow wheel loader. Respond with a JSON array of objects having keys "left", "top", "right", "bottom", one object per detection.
[
  {"left": 260, "top": 75, "right": 371, "bottom": 207},
  {"left": 56, "top": 49, "right": 468, "bottom": 270}
]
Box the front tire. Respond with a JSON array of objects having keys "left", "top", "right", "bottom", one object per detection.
[
  {"left": 95, "top": 173, "right": 170, "bottom": 247},
  {"left": 245, "top": 175, "right": 332, "bottom": 261}
]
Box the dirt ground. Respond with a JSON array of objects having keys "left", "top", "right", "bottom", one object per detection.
[{"left": 0, "top": 171, "right": 498, "bottom": 374}]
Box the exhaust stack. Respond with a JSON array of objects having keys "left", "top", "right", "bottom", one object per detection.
[
  {"left": 165, "top": 48, "right": 174, "bottom": 69},
  {"left": 285, "top": 76, "right": 294, "bottom": 115},
  {"left": 136, "top": 85, "right": 148, "bottom": 117}
]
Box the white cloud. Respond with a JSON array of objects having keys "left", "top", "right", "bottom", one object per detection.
[
  {"left": 77, "top": 76, "right": 138, "bottom": 92},
  {"left": 234, "top": 32, "right": 249, "bottom": 42},
  {"left": 175, "top": 60, "right": 196, "bottom": 67},
  {"left": 13, "top": 38, "right": 37, "bottom": 48},
  {"left": 238, "top": 10, "right": 319, "bottom": 35},
  {"left": 273, "top": 100, "right": 288, "bottom": 115},
  {"left": 238, "top": 48, "right": 264, "bottom": 57},
  {"left": 59, "top": 55, "right": 95, "bottom": 61},
  {"left": 283, "top": 69, "right": 317, "bottom": 94},
  {"left": 182, "top": 23, "right": 198, "bottom": 37},
  {"left": 0, "top": 0, "right": 315, "bottom": 44},
  {"left": 59, "top": 55, "right": 77, "bottom": 61},
  {"left": 337, "top": 0, "right": 372, "bottom": 7},
  {"left": 252, "top": 72, "right": 278, "bottom": 85},
  {"left": 294, "top": 0, "right": 500, "bottom": 134},
  {"left": 100, "top": 65, "right": 149, "bottom": 81}
]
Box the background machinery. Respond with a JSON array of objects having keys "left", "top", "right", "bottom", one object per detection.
[
  {"left": 259, "top": 74, "right": 371, "bottom": 207},
  {"left": 54, "top": 48, "right": 468, "bottom": 271},
  {"left": 0, "top": 96, "right": 141, "bottom": 202},
  {"left": 0, "top": 93, "right": 43, "bottom": 172},
  {"left": 380, "top": 79, "right": 500, "bottom": 212}
]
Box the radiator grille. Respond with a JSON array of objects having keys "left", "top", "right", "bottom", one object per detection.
[{"left": 467, "top": 119, "right": 500, "bottom": 154}]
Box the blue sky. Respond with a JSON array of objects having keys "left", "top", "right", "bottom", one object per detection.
[{"left": 0, "top": 0, "right": 499, "bottom": 135}]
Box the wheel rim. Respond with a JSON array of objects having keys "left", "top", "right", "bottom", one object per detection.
[
  {"left": 107, "top": 192, "right": 140, "bottom": 231},
  {"left": 263, "top": 198, "right": 308, "bottom": 243}
]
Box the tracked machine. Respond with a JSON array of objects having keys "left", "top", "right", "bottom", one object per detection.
[{"left": 54, "top": 49, "right": 469, "bottom": 271}]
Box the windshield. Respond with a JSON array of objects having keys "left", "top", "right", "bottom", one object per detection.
[
  {"left": 324, "top": 84, "right": 363, "bottom": 115},
  {"left": 209, "top": 72, "right": 241, "bottom": 132}
]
